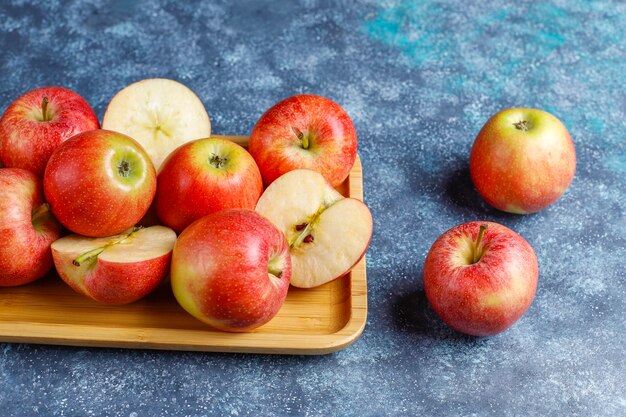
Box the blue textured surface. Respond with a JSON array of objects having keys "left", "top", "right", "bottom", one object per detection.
[{"left": 1, "top": 1, "right": 625, "bottom": 416}]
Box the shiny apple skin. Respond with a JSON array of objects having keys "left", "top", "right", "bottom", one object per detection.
[
  {"left": 423, "top": 221, "right": 538, "bottom": 336},
  {"left": 0, "top": 168, "right": 62, "bottom": 286},
  {"left": 155, "top": 137, "right": 263, "bottom": 234},
  {"left": 171, "top": 209, "right": 291, "bottom": 332},
  {"left": 470, "top": 108, "right": 576, "bottom": 214},
  {"left": 0, "top": 86, "right": 99, "bottom": 176},
  {"left": 248, "top": 94, "right": 357, "bottom": 187},
  {"left": 44, "top": 129, "right": 156, "bottom": 237}
]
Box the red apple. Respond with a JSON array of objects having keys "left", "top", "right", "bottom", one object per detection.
[
  {"left": 470, "top": 108, "right": 576, "bottom": 214},
  {"left": 248, "top": 94, "right": 357, "bottom": 187},
  {"left": 51, "top": 226, "right": 176, "bottom": 304},
  {"left": 0, "top": 168, "right": 62, "bottom": 286},
  {"left": 423, "top": 221, "right": 538, "bottom": 336},
  {"left": 155, "top": 137, "right": 263, "bottom": 234},
  {"left": 0, "top": 86, "right": 99, "bottom": 176},
  {"left": 171, "top": 209, "right": 291, "bottom": 332},
  {"left": 44, "top": 129, "right": 157, "bottom": 237}
]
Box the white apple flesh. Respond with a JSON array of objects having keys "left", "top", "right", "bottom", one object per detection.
[
  {"left": 256, "top": 169, "right": 373, "bottom": 288},
  {"left": 102, "top": 78, "right": 211, "bottom": 170},
  {"left": 51, "top": 226, "right": 177, "bottom": 304}
]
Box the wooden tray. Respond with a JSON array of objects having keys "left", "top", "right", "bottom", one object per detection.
[{"left": 0, "top": 135, "right": 368, "bottom": 355}]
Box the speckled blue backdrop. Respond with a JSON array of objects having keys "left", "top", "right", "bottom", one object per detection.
[{"left": 1, "top": 1, "right": 625, "bottom": 416}]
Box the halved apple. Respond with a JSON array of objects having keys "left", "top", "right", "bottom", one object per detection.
[
  {"left": 51, "top": 226, "right": 177, "bottom": 304},
  {"left": 102, "top": 78, "right": 211, "bottom": 170},
  {"left": 256, "top": 169, "right": 373, "bottom": 288}
]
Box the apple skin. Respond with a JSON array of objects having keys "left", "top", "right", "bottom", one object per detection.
[
  {"left": 171, "top": 209, "right": 291, "bottom": 332},
  {"left": 51, "top": 228, "right": 176, "bottom": 305},
  {"left": 248, "top": 94, "right": 357, "bottom": 187},
  {"left": 423, "top": 221, "right": 538, "bottom": 336},
  {"left": 155, "top": 137, "right": 263, "bottom": 234},
  {"left": 0, "top": 86, "right": 99, "bottom": 176},
  {"left": 470, "top": 108, "right": 576, "bottom": 214},
  {"left": 44, "top": 129, "right": 157, "bottom": 237},
  {"left": 0, "top": 168, "right": 62, "bottom": 286}
]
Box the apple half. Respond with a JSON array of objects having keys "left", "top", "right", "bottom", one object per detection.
[
  {"left": 256, "top": 169, "right": 373, "bottom": 288},
  {"left": 51, "top": 226, "right": 176, "bottom": 304},
  {"left": 102, "top": 78, "right": 211, "bottom": 170}
]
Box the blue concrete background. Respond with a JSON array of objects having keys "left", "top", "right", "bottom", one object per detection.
[{"left": 1, "top": 0, "right": 625, "bottom": 416}]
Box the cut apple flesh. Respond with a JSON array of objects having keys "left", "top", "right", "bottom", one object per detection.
[
  {"left": 51, "top": 226, "right": 177, "bottom": 265},
  {"left": 102, "top": 78, "right": 211, "bottom": 170},
  {"left": 256, "top": 169, "right": 372, "bottom": 288}
]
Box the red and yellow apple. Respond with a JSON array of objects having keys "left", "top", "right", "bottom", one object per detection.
[
  {"left": 423, "top": 221, "right": 538, "bottom": 336},
  {"left": 0, "top": 86, "right": 99, "bottom": 176},
  {"left": 155, "top": 137, "right": 263, "bottom": 234},
  {"left": 248, "top": 94, "right": 357, "bottom": 187},
  {"left": 51, "top": 226, "right": 176, "bottom": 304},
  {"left": 171, "top": 209, "right": 291, "bottom": 332},
  {"left": 256, "top": 169, "right": 372, "bottom": 288},
  {"left": 0, "top": 168, "right": 62, "bottom": 286},
  {"left": 44, "top": 129, "right": 157, "bottom": 237},
  {"left": 470, "top": 108, "right": 576, "bottom": 214}
]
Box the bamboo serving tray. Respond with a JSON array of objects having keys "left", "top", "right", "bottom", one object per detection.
[{"left": 0, "top": 135, "right": 368, "bottom": 355}]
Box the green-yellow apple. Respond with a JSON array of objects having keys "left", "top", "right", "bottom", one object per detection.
[
  {"left": 0, "top": 168, "right": 62, "bottom": 286},
  {"left": 51, "top": 226, "right": 176, "bottom": 304},
  {"left": 470, "top": 108, "right": 576, "bottom": 214},
  {"left": 0, "top": 86, "right": 99, "bottom": 176},
  {"left": 255, "top": 169, "right": 372, "bottom": 288},
  {"left": 171, "top": 209, "right": 291, "bottom": 332},
  {"left": 155, "top": 137, "right": 263, "bottom": 234},
  {"left": 423, "top": 221, "right": 538, "bottom": 336},
  {"left": 248, "top": 94, "right": 357, "bottom": 187},
  {"left": 102, "top": 78, "right": 211, "bottom": 170},
  {"left": 44, "top": 129, "right": 157, "bottom": 237}
]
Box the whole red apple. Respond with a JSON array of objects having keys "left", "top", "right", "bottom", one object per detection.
[
  {"left": 155, "top": 137, "right": 263, "bottom": 234},
  {"left": 171, "top": 209, "right": 291, "bottom": 332},
  {"left": 248, "top": 94, "right": 357, "bottom": 187},
  {"left": 0, "top": 86, "right": 99, "bottom": 176},
  {"left": 423, "top": 221, "right": 538, "bottom": 336},
  {"left": 470, "top": 108, "right": 576, "bottom": 214},
  {"left": 44, "top": 129, "right": 156, "bottom": 237},
  {"left": 0, "top": 168, "right": 62, "bottom": 286},
  {"left": 51, "top": 226, "right": 176, "bottom": 304}
]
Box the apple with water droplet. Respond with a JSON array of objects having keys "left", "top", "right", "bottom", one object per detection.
[
  {"left": 423, "top": 221, "right": 538, "bottom": 336},
  {"left": 0, "top": 86, "right": 99, "bottom": 176},
  {"left": 44, "top": 129, "right": 157, "bottom": 237}
]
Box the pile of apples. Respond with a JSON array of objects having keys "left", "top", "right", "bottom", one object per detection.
[{"left": 0, "top": 79, "right": 373, "bottom": 332}]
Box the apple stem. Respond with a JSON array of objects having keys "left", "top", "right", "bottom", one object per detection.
[
  {"left": 513, "top": 120, "right": 529, "bottom": 131},
  {"left": 292, "top": 127, "right": 309, "bottom": 149},
  {"left": 31, "top": 203, "right": 51, "bottom": 223},
  {"left": 72, "top": 226, "right": 143, "bottom": 267},
  {"left": 472, "top": 224, "right": 488, "bottom": 264},
  {"left": 41, "top": 97, "right": 51, "bottom": 121}
]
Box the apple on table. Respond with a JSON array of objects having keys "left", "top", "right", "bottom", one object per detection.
[
  {"left": 0, "top": 86, "right": 99, "bottom": 176},
  {"left": 256, "top": 169, "right": 373, "bottom": 289},
  {"left": 423, "top": 221, "right": 538, "bottom": 336},
  {"left": 102, "top": 78, "right": 211, "bottom": 171},
  {"left": 44, "top": 129, "right": 157, "bottom": 238},
  {"left": 248, "top": 94, "right": 357, "bottom": 187},
  {"left": 171, "top": 209, "right": 291, "bottom": 332},
  {"left": 0, "top": 168, "right": 62, "bottom": 286},
  {"left": 155, "top": 137, "right": 263, "bottom": 234},
  {"left": 470, "top": 107, "right": 576, "bottom": 214},
  {"left": 51, "top": 225, "right": 176, "bottom": 304}
]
